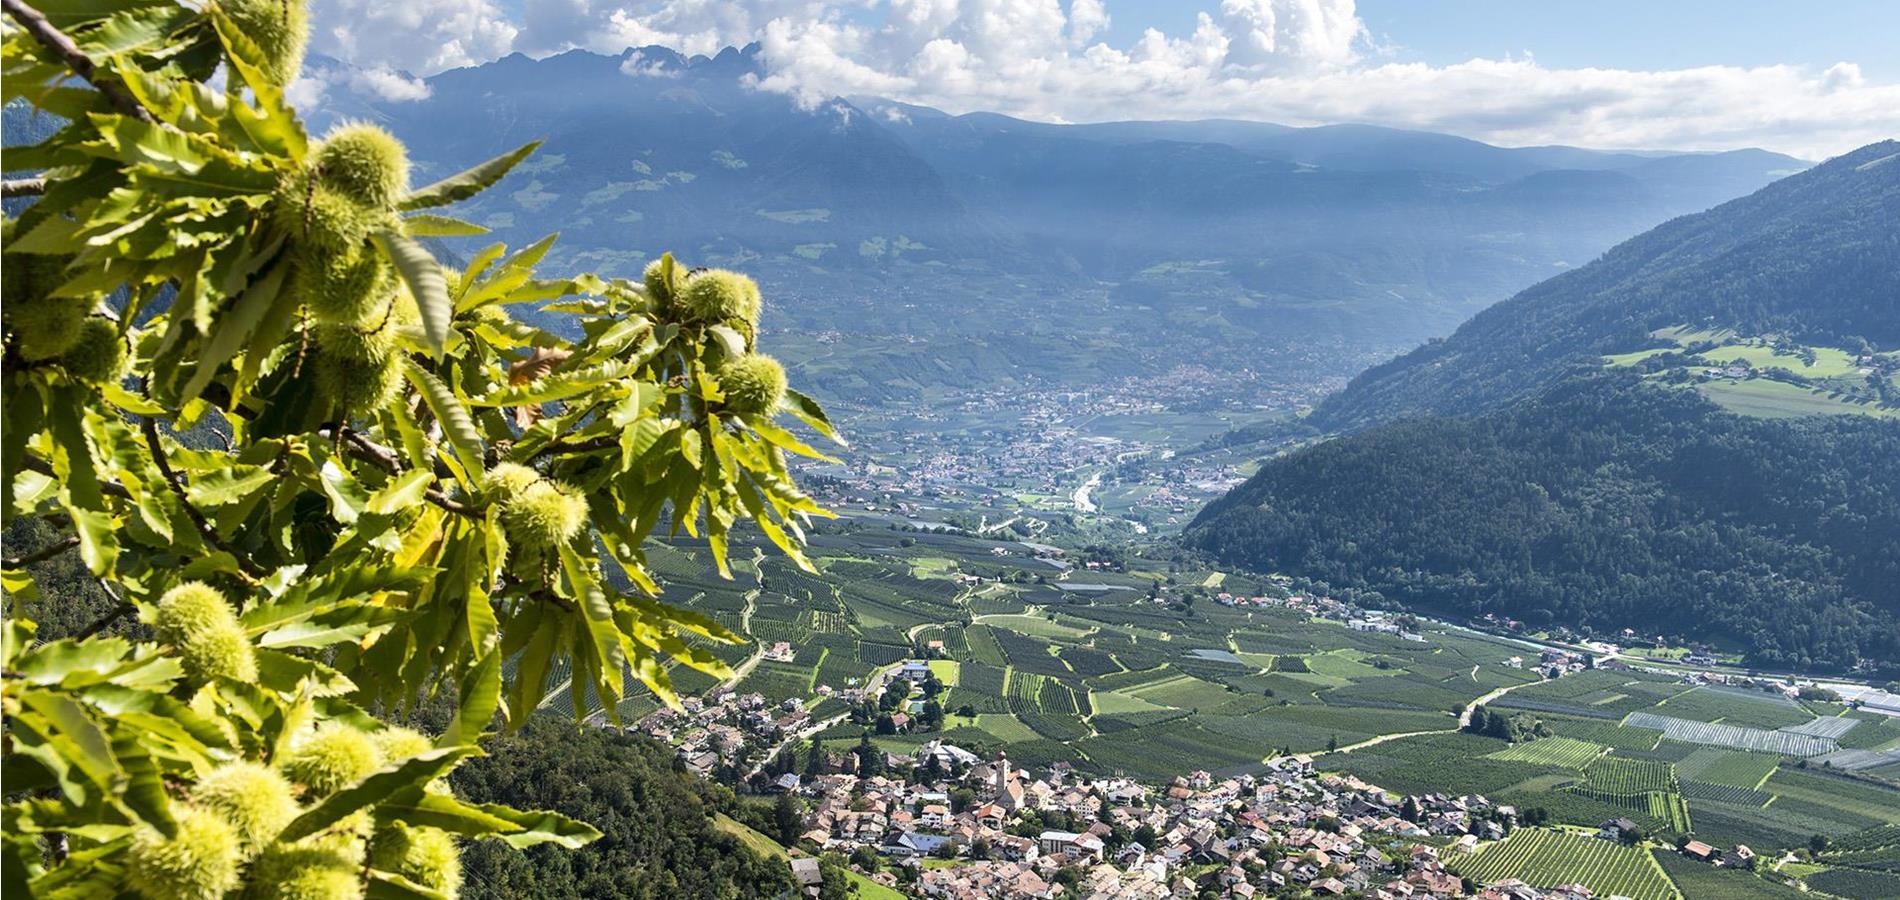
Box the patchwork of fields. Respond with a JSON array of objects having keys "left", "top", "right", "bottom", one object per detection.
[{"left": 559, "top": 527, "right": 1900, "bottom": 898}]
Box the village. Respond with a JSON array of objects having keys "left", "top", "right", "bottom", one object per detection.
[
  {"left": 631, "top": 647, "right": 1782, "bottom": 899},
  {"left": 798, "top": 363, "right": 1281, "bottom": 534},
  {"left": 616, "top": 535, "right": 1898, "bottom": 900},
  {"left": 640, "top": 684, "right": 1780, "bottom": 900}
]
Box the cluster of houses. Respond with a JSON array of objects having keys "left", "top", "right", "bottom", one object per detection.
[
  {"left": 1213, "top": 590, "right": 1356, "bottom": 620},
  {"left": 757, "top": 739, "right": 1642, "bottom": 899},
  {"left": 1500, "top": 648, "right": 1588, "bottom": 680},
  {"left": 1676, "top": 837, "right": 1756, "bottom": 870},
  {"left": 642, "top": 690, "right": 823, "bottom": 776},
  {"left": 1348, "top": 613, "right": 1426, "bottom": 643},
  {"left": 636, "top": 675, "right": 1781, "bottom": 899}
]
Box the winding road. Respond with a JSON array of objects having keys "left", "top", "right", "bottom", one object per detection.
[{"left": 1320, "top": 673, "right": 1544, "bottom": 756}]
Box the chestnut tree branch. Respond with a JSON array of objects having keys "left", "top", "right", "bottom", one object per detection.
[{"left": 1, "top": 0, "right": 156, "bottom": 124}]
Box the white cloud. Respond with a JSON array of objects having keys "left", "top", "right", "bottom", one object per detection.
[
  {"left": 308, "top": 0, "right": 518, "bottom": 74},
  {"left": 1068, "top": 0, "right": 1107, "bottom": 46},
  {"left": 309, "top": 0, "right": 1899, "bottom": 158},
  {"left": 349, "top": 67, "right": 433, "bottom": 101},
  {"left": 1217, "top": 0, "right": 1362, "bottom": 71}
]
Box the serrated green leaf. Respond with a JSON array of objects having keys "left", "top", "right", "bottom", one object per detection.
[
  {"left": 181, "top": 258, "right": 287, "bottom": 402},
  {"left": 279, "top": 747, "right": 477, "bottom": 842},
  {"left": 184, "top": 464, "right": 275, "bottom": 507},
  {"left": 366, "top": 469, "right": 434, "bottom": 516},
  {"left": 402, "top": 214, "right": 488, "bottom": 237},
  {"left": 374, "top": 229, "right": 451, "bottom": 357},
  {"left": 400, "top": 359, "right": 486, "bottom": 482},
  {"left": 783, "top": 388, "right": 846, "bottom": 446},
  {"left": 399, "top": 142, "right": 541, "bottom": 212},
  {"left": 379, "top": 793, "right": 601, "bottom": 848}
]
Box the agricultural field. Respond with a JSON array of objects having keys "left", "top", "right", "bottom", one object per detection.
[
  {"left": 1487, "top": 737, "right": 1607, "bottom": 769},
  {"left": 1624, "top": 712, "right": 1841, "bottom": 756},
  {"left": 1653, "top": 851, "right": 1807, "bottom": 900},
  {"left": 1452, "top": 829, "right": 1678, "bottom": 900},
  {"left": 1606, "top": 327, "right": 1899, "bottom": 419},
  {"left": 562, "top": 526, "right": 1900, "bottom": 864},
  {"left": 1581, "top": 756, "right": 1678, "bottom": 795},
  {"left": 1677, "top": 748, "right": 1779, "bottom": 790}
]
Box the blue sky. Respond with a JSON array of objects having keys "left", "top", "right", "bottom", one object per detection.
[
  {"left": 307, "top": 1, "right": 1899, "bottom": 157},
  {"left": 1096, "top": 0, "right": 1900, "bottom": 79}
]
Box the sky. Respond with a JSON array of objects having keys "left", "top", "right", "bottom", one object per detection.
[{"left": 302, "top": 0, "right": 1900, "bottom": 159}]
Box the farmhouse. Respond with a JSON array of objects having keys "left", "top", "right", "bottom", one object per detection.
[
  {"left": 789, "top": 857, "right": 823, "bottom": 897},
  {"left": 896, "top": 660, "right": 933, "bottom": 682}
]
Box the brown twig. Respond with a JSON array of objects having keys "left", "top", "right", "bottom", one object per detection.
[
  {"left": 529, "top": 435, "right": 619, "bottom": 460},
  {"left": 20, "top": 458, "right": 132, "bottom": 501},
  {"left": 2, "top": 534, "right": 79, "bottom": 569},
  {"left": 1, "top": 0, "right": 155, "bottom": 124},
  {"left": 74, "top": 578, "right": 132, "bottom": 640},
  {"left": 331, "top": 427, "right": 479, "bottom": 517},
  {"left": 139, "top": 416, "right": 265, "bottom": 579},
  {"left": 2, "top": 177, "right": 47, "bottom": 197}
]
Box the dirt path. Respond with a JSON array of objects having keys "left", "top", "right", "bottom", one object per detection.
[
  {"left": 717, "top": 590, "right": 765, "bottom": 692},
  {"left": 1322, "top": 675, "right": 1541, "bottom": 756}
]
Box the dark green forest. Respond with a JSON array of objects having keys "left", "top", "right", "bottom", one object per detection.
[
  {"left": 1314, "top": 140, "right": 1900, "bottom": 432},
  {"left": 1189, "top": 374, "right": 1900, "bottom": 672},
  {"left": 452, "top": 719, "right": 797, "bottom": 899}
]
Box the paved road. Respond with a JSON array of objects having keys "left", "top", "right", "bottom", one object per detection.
[{"left": 744, "top": 661, "right": 904, "bottom": 780}]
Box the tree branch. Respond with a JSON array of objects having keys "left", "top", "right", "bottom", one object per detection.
[
  {"left": 140, "top": 416, "right": 264, "bottom": 579},
  {"left": 3, "top": 535, "right": 79, "bottom": 569},
  {"left": 332, "top": 427, "right": 479, "bottom": 517},
  {"left": 529, "top": 435, "right": 618, "bottom": 460},
  {"left": 1, "top": 0, "right": 155, "bottom": 123},
  {"left": 20, "top": 458, "right": 131, "bottom": 501},
  {"left": 2, "top": 177, "right": 47, "bottom": 198},
  {"left": 74, "top": 578, "right": 132, "bottom": 640}
]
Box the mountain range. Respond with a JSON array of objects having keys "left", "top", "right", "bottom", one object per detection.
[
  {"left": 1309, "top": 140, "right": 1900, "bottom": 432},
  {"left": 1188, "top": 142, "right": 1900, "bottom": 672},
  {"left": 317, "top": 45, "right": 1807, "bottom": 401}
]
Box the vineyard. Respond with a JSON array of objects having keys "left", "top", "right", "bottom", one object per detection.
[
  {"left": 568, "top": 527, "right": 1897, "bottom": 873},
  {"left": 1676, "top": 748, "right": 1779, "bottom": 789},
  {"left": 1005, "top": 671, "right": 1091, "bottom": 742},
  {"left": 1486, "top": 736, "right": 1608, "bottom": 769},
  {"left": 1560, "top": 755, "right": 1693, "bottom": 834},
  {"left": 1681, "top": 780, "right": 1771, "bottom": 807},
  {"left": 1581, "top": 757, "right": 1677, "bottom": 794},
  {"left": 1453, "top": 829, "right": 1679, "bottom": 900}
]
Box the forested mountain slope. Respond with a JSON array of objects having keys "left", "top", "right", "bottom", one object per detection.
[
  {"left": 1188, "top": 374, "right": 1900, "bottom": 671},
  {"left": 1311, "top": 140, "right": 1900, "bottom": 433},
  {"left": 454, "top": 719, "right": 798, "bottom": 898}
]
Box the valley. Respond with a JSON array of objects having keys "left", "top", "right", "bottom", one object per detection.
[
  {"left": 6, "top": 3, "right": 1896, "bottom": 899},
  {"left": 544, "top": 523, "right": 1900, "bottom": 899}
]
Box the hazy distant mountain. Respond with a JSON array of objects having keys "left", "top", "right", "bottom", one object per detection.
[
  {"left": 322, "top": 45, "right": 1808, "bottom": 398},
  {"left": 1308, "top": 140, "right": 1900, "bottom": 432}
]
